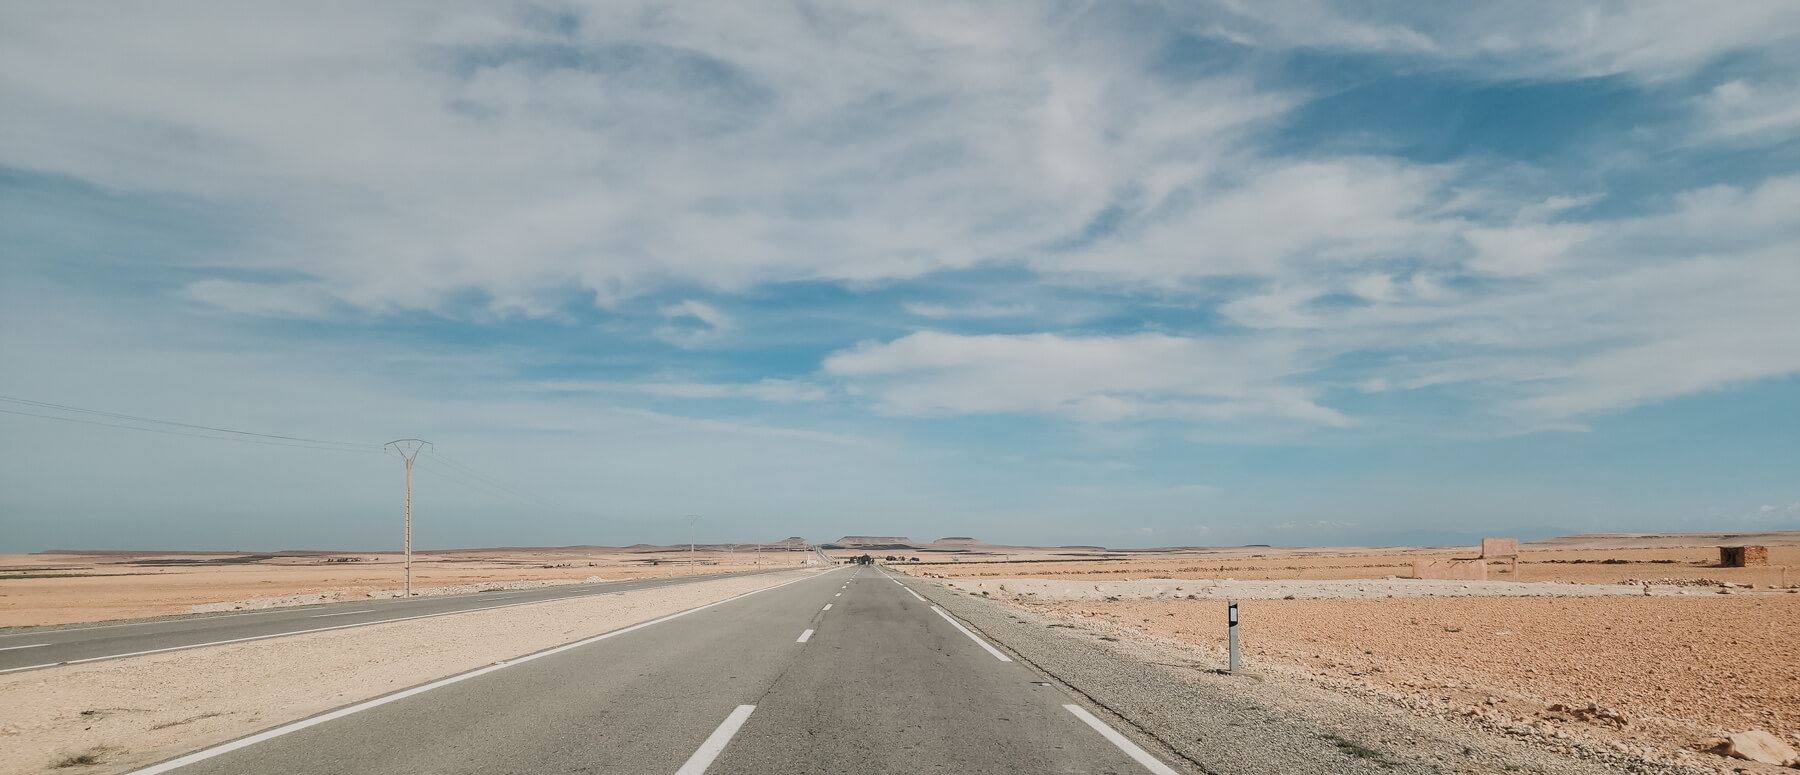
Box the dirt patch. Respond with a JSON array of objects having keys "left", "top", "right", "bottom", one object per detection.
[
  {"left": 0, "top": 548, "right": 810, "bottom": 626},
  {"left": 0, "top": 569, "right": 814, "bottom": 775},
  {"left": 939, "top": 576, "right": 1733, "bottom": 601},
  {"left": 907, "top": 545, "right": 1800, "bottom": 588},
  {"left": 1030, "top": 594, "right": 1800, "bottom": 769}
]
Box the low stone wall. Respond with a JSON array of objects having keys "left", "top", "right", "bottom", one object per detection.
[{"left": 1412, "top": 559, "right": 1488, "bottom": 581}]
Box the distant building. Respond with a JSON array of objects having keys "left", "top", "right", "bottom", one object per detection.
[{"left": 1720, "top": 546, "right": 1768, "bottom": 567}]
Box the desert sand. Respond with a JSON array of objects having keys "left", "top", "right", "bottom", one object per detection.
[
  {"left": 899, "top": 532, "right": 1800, "bottom": 771},
  {"left": 0, "top": 544, "right": 812, "bottom": 627},
  {"left": 910, "top": 541, "right": 1800, "bottom": 588}
]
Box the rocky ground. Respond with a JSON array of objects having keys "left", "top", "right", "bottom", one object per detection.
[
  {"left": 918, "top": 573, "right": 1726, "bottom": 775},
  {"left": 923, "top": 575, "right": 1800, "bottom": 772}
]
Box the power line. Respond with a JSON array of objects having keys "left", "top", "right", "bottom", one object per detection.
[
  {"left": 0, "top": 407, "right": 383, "bottom": 454},
  {"left": 0, "top": 395, "right": 380, "bottom": 450},
  {"left": 2, "top": 394, "right": 609, "bottom": 523},
  {"left": 411, "top": 460, "right": 555, "bottom": 513},
  {"left": 417, "top": 452, "right": 581, "bottom": 516}
]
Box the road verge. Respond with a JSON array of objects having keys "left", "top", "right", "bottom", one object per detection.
[{"left": 1, "top": 569, "right": 817, "bottom": 775}]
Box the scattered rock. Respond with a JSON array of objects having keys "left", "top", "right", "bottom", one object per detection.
[{"left": 1712, "top": 730, "right": 1799, "bottom": 766}]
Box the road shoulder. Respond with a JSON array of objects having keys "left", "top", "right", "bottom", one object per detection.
[{"left": 906, "top": 572, "right": 1707, "bottom": 775}]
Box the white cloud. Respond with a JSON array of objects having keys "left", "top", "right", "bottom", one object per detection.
[
  {"left": 0, "top": 2, "right": 1289, "bottom": 316},
  {"left": 654, "top": 300, "right": 733, "bottom": 348},
  {"left": 1695, "top": 78, "right": 1800, "bottom": 145},
  {"left": 822, "top": 330, "right": 1347, "bottom": 426},
  {"left": 3, "top": 1, "right": 1798, "bottom": 438},
  {"left": 1198, "top": 1, "right": 1800, "bottom": 81},
  {"left": 903, "top": 302, "right": 1034, "bottom": 319},
  {"left": 1462, "top": 221, "right": 1594, "bottom": 277},
  {"left": 535, "top": 378, "right": 828, "bottom": 403},
  {"left": 185, "top": 279, "right": 341, "bottom": 319},
  {"left": 1306, "top": 174, "right": 1800, "bottom": 427},
  {"left": 1037, "top": 158, "right": 1460, "bottom": 284}
]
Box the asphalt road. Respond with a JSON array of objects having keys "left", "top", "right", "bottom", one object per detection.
[
  {"left": 126, "top": 565, "right": 1185, "bottom": 774},
  {"left": 0, "top": 568, "right": 791, "bottom": 674}
]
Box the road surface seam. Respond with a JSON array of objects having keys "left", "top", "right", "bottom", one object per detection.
[{"left": 118, "top": 570, "right": 826, "bottom": 775}]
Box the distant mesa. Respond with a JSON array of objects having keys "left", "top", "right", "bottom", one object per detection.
[{"left": 931, "top": 537, "right": 981, "bottom": 545}]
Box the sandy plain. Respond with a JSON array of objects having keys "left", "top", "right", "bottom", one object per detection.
[
  {"left": 899, "top": 534, "right": 1800, "bottom": 771},
  {"left": 0, "top": 546, "right": 809, "bottom": 627},
  {"left": 911, "top": 544, "right": 1800, "bottom": 588}
]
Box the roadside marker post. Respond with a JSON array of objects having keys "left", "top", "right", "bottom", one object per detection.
[{"left": 1227, "top": 600, "right": 1239, "bottom": 673}]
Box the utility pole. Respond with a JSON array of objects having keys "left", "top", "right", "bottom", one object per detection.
[
  {"left": 686, "top": 514, "right": 700, "bottom": 573},
  {"left": 385, "top": 439, "right": 431, "bottom": 596}
]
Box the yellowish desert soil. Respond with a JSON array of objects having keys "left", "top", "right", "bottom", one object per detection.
[
  {"left": 0, "top": 569, "right": 814, "bottom": 775},
  {"left": 1035, "top": 594, "right": 1800, "bottom": 758},
  {"left": 913, "top": 545, "right": 1800, "bottom": 588},
  {"left": 0, "top": 549, "right": 802, "bottom": 626}
]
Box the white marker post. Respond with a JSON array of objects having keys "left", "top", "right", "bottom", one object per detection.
[{"left": 1227, "top": 600, "right": 1239, "bottom": 673}]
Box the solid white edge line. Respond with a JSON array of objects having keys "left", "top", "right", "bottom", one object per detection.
[
  {"left": 906, "top": 588, "right": 925, "bottom": 602},
  {"left": 1063, "top": 704, "right": 1181, "bottom": 775},
  {"left": 119, "top": 572, "right": 822, "bottom": 775},
  {"left": 675, "top": 705, "right": 756, "bottom": 775},
  {"left": 0, "top": 643, "right": 48, "bottom": 651},
  {"left": 929, "top": 606, "right": 1011, "bottom": 662},
  {"left": 308, "top": 610, "right": 375, "bottom": 618},
  {"left": 797, "top": 629, "right": 814, "bottom": 643}
]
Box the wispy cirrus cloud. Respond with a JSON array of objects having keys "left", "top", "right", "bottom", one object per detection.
[{"left": 822, "top": 330, "right": 1347, "bottom": 426}]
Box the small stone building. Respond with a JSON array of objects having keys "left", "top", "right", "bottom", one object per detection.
[
  {"left": 1480, "top": 538, "right": 1519, "bottom": 558},
  {"left": 1719, "top": 545, "right": 1769, "bottom": 567}
]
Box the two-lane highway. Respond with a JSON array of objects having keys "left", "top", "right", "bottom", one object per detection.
[
  {"left": 0, "top": 568, "right": 788, "bottom": 674},
  {"left": 123, "top": 565, "right": 1186, "bottom": 774}
]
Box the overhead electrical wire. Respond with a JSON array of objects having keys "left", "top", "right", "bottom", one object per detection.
[
  {"left": 417, "top": 452, "right": 583, "bottom": 516},
  {"left": 0, "top": 405, "right": 383, "bottom": 454},
  {"left": 0, "top": 395, "right": 382, "bottom": 452},
  {"left": 1, "top": 393, "right": 601, "bottom": 522},
  {"left": 411, "top": 460, "right": 565, "bottom": 515}
]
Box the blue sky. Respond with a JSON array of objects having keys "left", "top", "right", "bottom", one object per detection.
[{"left": 3, "top": 1, "right": 1798, "bottom": 551}]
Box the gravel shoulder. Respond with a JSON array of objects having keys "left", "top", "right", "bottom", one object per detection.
[
  {"left": 0, "top": 569, "right": 816, "bottom": 775},
  {"left": 910, "top": 572, "right": 1720, "bottom": 775}
]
